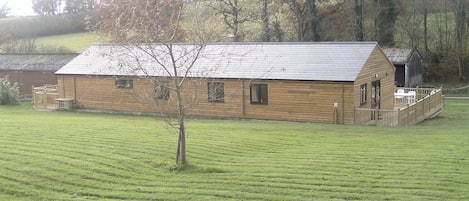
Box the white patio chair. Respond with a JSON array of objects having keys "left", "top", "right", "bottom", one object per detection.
[
  {"left": 407, "top": 91, "right": 416, "bottom": 104},
  {"left": 395, "top": 89, "right": 405, "bottom": 99}
]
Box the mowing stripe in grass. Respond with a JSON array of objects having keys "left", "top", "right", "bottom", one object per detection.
[{"left": 1, "top": 101, "right": 469, "bottom": 200}]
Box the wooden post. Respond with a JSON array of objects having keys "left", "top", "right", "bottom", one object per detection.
[
  {"left": 333, "top": 101, "right": 338, "bottom": 124},
  {"left": 32, "top": 86, "right": 35, "bottom": 109}
]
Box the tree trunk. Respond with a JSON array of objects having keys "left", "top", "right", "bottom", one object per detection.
[
  {"left": 354, "top": 0, "right": 364, "bottom": 41},
  {"left": 175, "top": 79, "right": 187, "bottom": 165},
  {"left": 178, "top": 118, "right": 186, "bottom": 164},
  {"left": 290, "top": 0, "right": 304, "bottom": 41},
  {"left": 411, "top": 0, "right": 416, "bottom": 47},
  {"left": 423, "top": 0, "right": 429, "bottom": 54},
  {"left": 374, "top": 0, "right": 398, "bottom": 46},
  {"left": 455, "top": 0, "right": 466, "bottom": 80},
  {"left": 231, "top": 0, "right": 240, "bottom": 42},
  {"left": 308, "top": 0, "right": 320, "bottom": 41},
  {"left": 261, "top": 0, "right": 271, "bottom": 42}
]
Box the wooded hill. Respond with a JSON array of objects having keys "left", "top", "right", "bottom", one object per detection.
[{"left": 0, "top": 0, "right": 468, "bottom": 83}]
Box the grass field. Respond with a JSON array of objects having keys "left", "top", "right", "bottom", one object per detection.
[
  {"left": 35, "top": 32, "right": 105, "bottom": 53},
  {"left": 1, "top": 99, "right": 469, "bottom": 200}
]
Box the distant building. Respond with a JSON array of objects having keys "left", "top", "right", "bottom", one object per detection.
[
  {"left": 383, "top": 48, "right": 424, "bottom": 87},
  {"left": 0, "top": 53, "right": 78, "bottom": 97}
]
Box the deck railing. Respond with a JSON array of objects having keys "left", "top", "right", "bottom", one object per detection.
[
  {"left": 32, "top": 85, "right": 58, "bottom": 110},
  {"left": 355, "top": 88, "right": 444, "bottom": 126}
]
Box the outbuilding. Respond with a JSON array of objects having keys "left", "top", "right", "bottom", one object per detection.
[
  {"left": 383, "top": 48, "right": 424, "bottom": 87},
  {"left": 55, "top": 42, "right": 396, "bottom": 124},
  {"left": 0, "top": 53, "right": 78, "bottom": 97}
]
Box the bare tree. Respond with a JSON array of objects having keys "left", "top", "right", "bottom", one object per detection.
[
  {"left": 354, "top": 0, "right": 364, "bottom": 41},
  {"left": 423, "top": 0, "right": 429, "bottom": 53},
  {"left": 374, "top": 0, "right": 400, "bottom": 46},
  {"left": 455, "top": 0, "right": 466, "bottom": 80},
  {"left": 285, "top": 0, "right": 308, "bottom": 41},
  {"left": 209, "top": 0, "right": 254, "bottom": 42},
  {"left": 307, "top": 0, "right": 320, "bottom": 41},
  {"left": 0, "top": 2, "right": 10, "bottom": 18},
  {"left": 32, "top": 0, "right": 62, "bottom": 15},
  {"left": 260, "top": 0, "right": 271, "bottom": 42},
  {"left": 96, "top": 0, "right": 209, "bottom": 165}
]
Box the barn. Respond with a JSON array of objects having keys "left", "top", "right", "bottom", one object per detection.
[
  {"left": 54, "top": 42, "right": 398, "bottom": 124},
  {"left": 383, "top": 48, "right": 424, "bottom": 87},
  {"left": 0, "top": 53, "right": 78, "bottom": 98}
]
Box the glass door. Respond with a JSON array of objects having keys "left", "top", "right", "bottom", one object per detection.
[{"left": 371, "top": 80, "right": 381, "bottom": 109}]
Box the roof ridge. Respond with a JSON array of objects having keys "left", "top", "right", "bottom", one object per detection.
[{"left": 93, "top": 41, "right": 378, "bottom": 47}]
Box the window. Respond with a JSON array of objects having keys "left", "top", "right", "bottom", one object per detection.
[
  {"left": 250, "top": 84, "right": 268, "bottom": 104},
  {"left": 115, "top": 80, "right": 133, "bottom": 89},
  {"left": 155, "top": 81, "right": 170, "bottom": 100},
  {"left": 208, "top": 82, "right": 224, "bottom": 103},
  {"left": 360, "top": 83, "right": 367, "bottom": 105}
]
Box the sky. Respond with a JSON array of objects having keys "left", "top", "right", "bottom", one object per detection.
[{"left": 1, "top": 0, "right": 35, "bottom": 16}]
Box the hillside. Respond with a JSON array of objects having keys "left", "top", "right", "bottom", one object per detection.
[{"left": 35, "top": 32, "right": 105, "bottom": 53}]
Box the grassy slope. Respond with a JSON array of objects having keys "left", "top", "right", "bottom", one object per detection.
[
  {"left": 35, "top": 32, "right": 104, "bottom": 53},
  {"left": 0, "top": 100, "right": 468, "bottom": 200}
]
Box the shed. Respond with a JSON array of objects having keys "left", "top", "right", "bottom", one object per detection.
[
  {"left": 55, "top": 42, "right": 395, "bottom": 124},
  {"left": 383, "top": 48, "right": 424, "bottom": 87},
  {"left": 0, "top": 53, "right": 78, "bottom": 96}
]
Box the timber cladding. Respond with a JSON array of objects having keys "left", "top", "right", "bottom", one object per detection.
[
  {"left": 54, "top": 42, "right": 397, "bottom": 125},
  {"left": 355, "top": 46, "right": 396, "bottom": 110},
  {"left": 0, "top": 70, "right": 57, "bottom": 95},
  {"left": 57, "top": 75, "right": 356, "bottom": 124}
]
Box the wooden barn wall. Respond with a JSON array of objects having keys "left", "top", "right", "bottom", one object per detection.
[
  {"left": 243, "top": 80, "right": 354, "bottom": 124},
  {"left": 407, "top": 51, "right": 424, "bottom": 87},
  {"left": 355, "top": 46, "right": 396, "bottom": 111},
  {"left": 0, "top": 70, "right": 57, "bottom": 95},
  {"left": 57, "top": 75, "right": 356, "bottom": 124}
]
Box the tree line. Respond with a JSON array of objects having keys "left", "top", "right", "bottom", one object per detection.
[
  {"left": 1, "top": 0, "right": 468, "bottom": 82},
  {"left": 93, "top": 0, "right": 468, "bottom": 83}
]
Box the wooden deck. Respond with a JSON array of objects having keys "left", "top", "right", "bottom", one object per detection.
[{"left": 355, "top": 88, "right": 444, "bottom": 126}]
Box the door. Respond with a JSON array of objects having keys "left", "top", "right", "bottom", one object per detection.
[
  {"left": 371, "top": 80, "right": 381, "bottom": 109},
  {"left": 371, "top": 80, "right": 381, "bottom": 120}
]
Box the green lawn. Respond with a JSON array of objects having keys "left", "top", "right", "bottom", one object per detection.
[
  {"left": 0, "top": 100, "right": 468, "bottom": 200},
  {"left": 36, "top": 32, "right": 105, "bottom": 53}
]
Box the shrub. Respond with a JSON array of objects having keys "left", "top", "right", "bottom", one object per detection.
[{"left": 0, "top": 76, "right": 19, "bottom": 105}]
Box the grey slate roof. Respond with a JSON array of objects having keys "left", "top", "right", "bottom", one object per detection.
[
  {"left": 382, "top": 48, "right": 413, "bottom": 65},
  {"left": 55, "top": 42, "right": 379, "bottom": 82},
  {"left": 0, "top": 53, "right": 79, "bottom": 72}
]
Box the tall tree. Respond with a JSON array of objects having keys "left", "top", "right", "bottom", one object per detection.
[
  {"left": 64, "top": 0, "right": 97, "bottom": 13},
  {"left": 284, "top": 0, "right": 330, "bottom": 41},
  {"left": 423, "top": 0, "right": 429, "bottom": 53},
  {"left": 0, "top": 2, "right": 10, "bottom": 18},
  {"left": 307, "top": 0, "right": 320, "bottom": 41},
  {"left": 374, "top": 0, "right": 399, "bottom": 46},
  {"left": 32, "top": 0, "right": 62, "bottom": 15},
  {"left": 455, "top": 0, "right": 467, "bottom": 80},
  {"left": 286, "top": 0, "right": 308, "bottom": 41},
  {"left": 354, "top": 0, "right": 364, "bottom": 41},
  {"left": 96, "top": 0, "right": 210, "bottom": 165},
  {"left": 260, "top": 0, "right": 271, "bottom": 42},
  {"left": 210, "top": 0, "right": 254, "bottom": 42}
]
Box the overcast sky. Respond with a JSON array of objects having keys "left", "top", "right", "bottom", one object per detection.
[{"left": 1, "top": 0, "right": 35, "bottom": 16}]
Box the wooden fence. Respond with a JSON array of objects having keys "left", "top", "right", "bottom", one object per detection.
[
  {"left": 33, "top": 85, "right": 58, "bottom": 110},
  {"left": 355, "top": 88, "right": 444, "bottom": 126}
]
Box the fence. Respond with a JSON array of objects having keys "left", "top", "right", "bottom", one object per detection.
[
  {"left": 32, "top": 85, "right": 58, "bottom": 110},
  {"left": 355, "top": 88, "right": 444, "bottom": 126}
]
